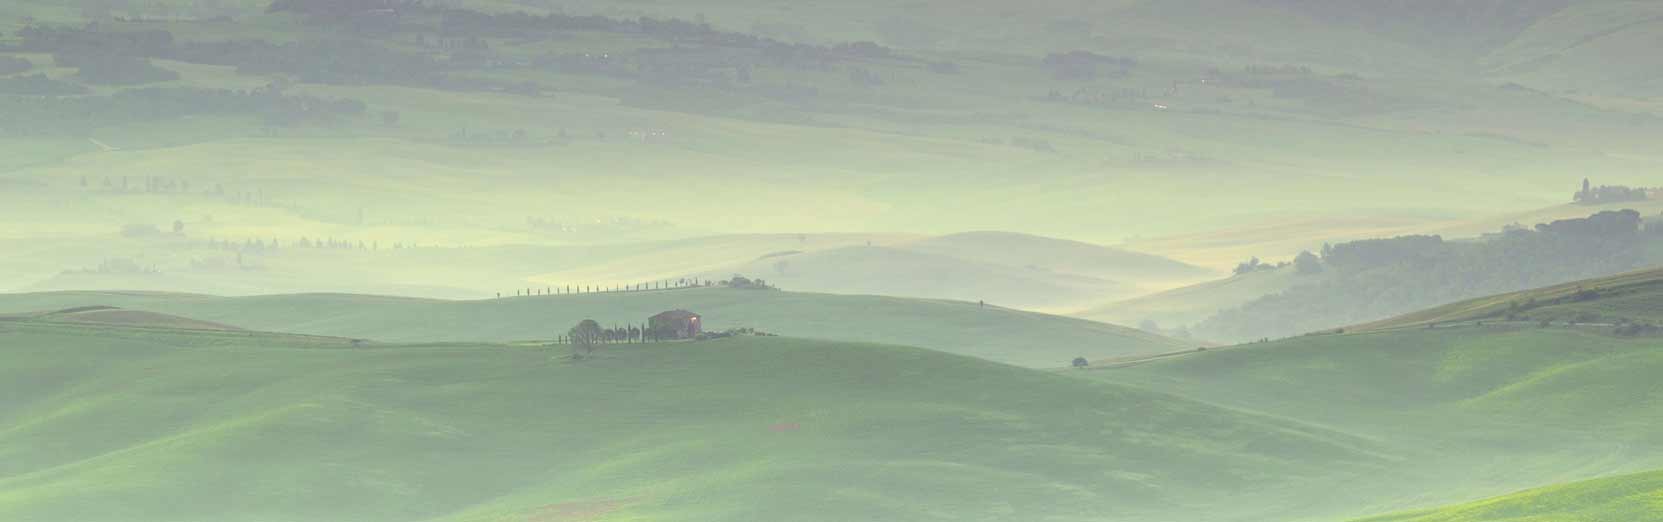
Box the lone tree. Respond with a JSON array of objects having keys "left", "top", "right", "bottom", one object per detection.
[
  {"left": 1071, "top": 357, "right": 1089, "bottom": 368},
  {"left": 569, "top": 319, "right": 603, "bottom": 356}
]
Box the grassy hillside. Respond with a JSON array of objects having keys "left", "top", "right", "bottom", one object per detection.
[
  {"left": 0, "top": 321, "right": 1382, "bottom": 522},
  {"left": 1357, "top": 266, "right": 1663, "bottom": 331},
  {"left": 0, "top": 288, "right": 1191, "bottom": 367},
  {"left": 899, "top": 231, "right": 1213, "bottom": 284},
  {"left": 1084, "top": 325, "right": 1663, "bottom": 518},
  {"left": 25, "top": 306, "right": 245, "bottom": 331},
  {"left": 1355, "top": 468, "right": 1663, "bottom": 522},
  {"left": 1074, "top": 267, "right": 1325, "bottom": 330}
]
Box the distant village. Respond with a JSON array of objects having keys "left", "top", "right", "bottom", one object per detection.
[{"left": 1574, "top": 178, "right": 1654, "bottom": 205}]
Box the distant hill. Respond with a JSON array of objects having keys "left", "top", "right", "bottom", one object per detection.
[
  {"left": 0, "top": 322, "right": 1380, "bottom": 522},
  {"left": 9, "top": 231, "right": 1203, "bottom": 314},
  {"left": 689, "top": 232, "right": 1210, "bottom": 312},
  {"left": 1356, "top": 266, "right": 1663, "bottom": 332},
  {"left": 33, "top": 306, "right": 244, "bottom": 331},
  {"left": 1189, "top": 209, "right": 1663, "bottom": 342},
  {"left": 0, "top": 288, "right": 1189, "bottom": 368},
  {"left": 1354, "top": 468, "right": 1663, "bottom": 522},
  {"left": 698, "top": 246, "right": 1117, "bottom": 312},
  {"left": 900, "top": 231, "right": 1213, "bottom": 284},
  {"left": 5, "top": 0, "right": 1663, "bottom": 303},
  {"left": 1074, "top": 268, "right": 1323, "bottom": 332}
]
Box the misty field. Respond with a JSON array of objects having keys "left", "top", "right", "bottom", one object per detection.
[
  {"left": 0, "top": 321, "right": 1374, "bottom": 522},
  {"left": 4, "top": 1, "right": 1663, "bottom": 521}
]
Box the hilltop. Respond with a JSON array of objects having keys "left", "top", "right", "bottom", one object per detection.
[
  {"left": 0, "top": 287, "right": 1189, "bottom": 368},
  {"left": 5, "top": 305, "right": 245, "bottom": 331},
  {"left": 900, "top": 231, "right": 1212, "bottom": 284},
  {"left": 0, "top": 321, "right": 1381, "bottom": 522}
]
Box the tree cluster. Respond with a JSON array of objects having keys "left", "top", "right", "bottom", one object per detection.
[
  {"left": 566, "top": 318, "right": 701, "bottom": 356},
  {"left": 1232, "top": 256, "right": 1287, "bottom": 276},
  {"left": 720, "top": 274, "right": 775, "bottom": 290},
  {"left": 1197, "top": 210, "right": 1654, "bottom": 342}
]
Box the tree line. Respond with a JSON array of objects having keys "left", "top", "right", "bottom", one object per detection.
[
  {"left": 501, "top": 278, "right": 712, "bottom": 299},
  {"left": 562, "top": 318, "right": 769, "bottom": 358},
  {"left": 562, "top": 319, "right": 680, "bottom": 355}
]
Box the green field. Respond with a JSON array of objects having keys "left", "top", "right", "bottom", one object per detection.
[
  {"left": 5, "top": 2, "right": 1663, "bottom": 520},
  {"left": 1084, "top": 324, "right": 1663, "bottom": 518},
  {"left": 0, "top": 288, "right": 1190, "bottom": 368},
  {"left": 5, "top": 273, "right": 1663, "bottom": 520},
  {"left": 1357, "top": 468, "right": 1663, "bottom": 522},
  {"left": 0, "top": 320, "right": 1379, "bottom": 522},
  {"left": 1354, "top": 468, "right": 1663, "bottom": 522}
]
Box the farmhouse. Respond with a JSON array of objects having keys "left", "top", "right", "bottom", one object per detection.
[{"left": 649, "top": 310, "right": 702, "bottom": 339}]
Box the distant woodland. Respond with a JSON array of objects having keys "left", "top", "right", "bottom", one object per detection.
[{"left": 1198, "top": 209, "right": 1662, "bottom": 341}]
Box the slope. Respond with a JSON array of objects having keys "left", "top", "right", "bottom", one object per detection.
[
  {"left": 1355, "top": 265, "right": 1663, "bottom": 331},
  {"left": 1355, "top": 468, "right": 1663, "bottom": 522},
  {"left": 33, "top": 306, "right": 244, "bottom": 331},
  {"left": 1086, "top": 324, "right": 1663, "bottom": 519},
  {"left": 0, "top": 288, "right": 1190, "bottom": 368},
  {"left": 899, "top": 231, "right": 1213, "bottom": 285},
  {"left": 0, "top": 321, "right": 1383, "bottom": 522},
  {"left": 1074, "top": 268, "right": 1327, "bottom": 330}
]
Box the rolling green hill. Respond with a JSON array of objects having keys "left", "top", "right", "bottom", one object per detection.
[
  {"left": 0, "top": 288, "right": 1191, "bottom": 368},
  {"left": 1085, "top": 323, "right": 1663, "bottom": 518},
  {"left": 1354, "top": 468, "right": 1663, "bottom": 522},
  {"left": 23, "top": 305, "right": 246, "bottom": 331},
  {"left": 0, "top": 321, "right": 1382, "bottom": 522}
]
